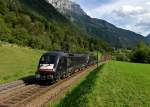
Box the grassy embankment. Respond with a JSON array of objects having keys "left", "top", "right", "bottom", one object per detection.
[
  {"left": 0, "top": 44, "right": 44, "bottom": 84},
  {"left": 48, "top": 65, "right": 99, "bottom": 107},
  {"left": 54, "top": 61, "right": 150, "bottom": 107}
]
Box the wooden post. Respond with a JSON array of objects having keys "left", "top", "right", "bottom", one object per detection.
[{"left": 97, "top": 51, "right": 99, "bottom": 68}]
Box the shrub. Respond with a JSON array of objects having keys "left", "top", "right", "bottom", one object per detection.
[
  {"left": 130, "top": 42, "right": 150, "bottom": 64},
  {"left": 130, "top": 48, "right": 150, "bottom": 64},
  {"left": 116, "top": 53, "right": 130, "bottom": 61}
]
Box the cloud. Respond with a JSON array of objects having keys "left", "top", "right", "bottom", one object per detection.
[
  {"left": 76, "top": 0, "right": 150, "bottom": 36},
  {"left": 114, "top": 5, "right": 144, "bottom": 17},
  {"left": 112, "top": 2, "right": 150, "bottom": 36}
]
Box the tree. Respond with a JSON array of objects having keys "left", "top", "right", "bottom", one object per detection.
[
  {"left": 0, "top": 17, "right": 11, "bottom": 41},
  {"left": 0, "top": 0, "right": 8, "bottom": 14}
]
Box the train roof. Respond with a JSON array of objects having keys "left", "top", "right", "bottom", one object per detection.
[
  {"left": 44, "top": 51, "right": 68, "bottom": 57},
  {"left": 43, "top": 51, "right": 94, "bottom": 58},
  {"left": 44, "top": 51, "right": 88, "bottom": 57}
]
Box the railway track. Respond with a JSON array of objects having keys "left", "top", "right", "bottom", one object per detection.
[
  {"left": 0, "top": 65, "right": 97, "bottom": 107},
  {"left": 0, "top": 76, "right": 35, "bottom": 92},
  {"left": 0, "top": 81, "right": 25, "bottom": 92},
  {"left": 0, "top": 80, "right": 45, "bottom": 107}
]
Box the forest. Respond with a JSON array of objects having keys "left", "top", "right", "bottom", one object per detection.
[{"left": 0, "top": 0, "right": 110, "bottom": 52}]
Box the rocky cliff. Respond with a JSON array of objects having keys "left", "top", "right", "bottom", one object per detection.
[{"left": 47, "top": 0, "right": 86, "bottom": 15}]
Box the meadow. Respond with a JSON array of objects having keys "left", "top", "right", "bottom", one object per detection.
[
  {"left": 55, "top": 61, "right": 150, "bottom": 107},
  {"left": 1, "top": 44, "right": 150, "bottom": 107},
  {"left": 0, "top": 45, "right": 44, "bottom": 84}
]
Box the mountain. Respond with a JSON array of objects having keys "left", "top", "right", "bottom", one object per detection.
[
  {"left": 145, "top": 34, "right": 150, "bottom": 44},
  {"left": 47, "top": 0, "right": 86, "bottom": 15},
  {"left": 0, "top": 0, "right": 109, "bottom": 52},
  {"left": 47, "top": 0, "right": 145, "bottom": 48}
]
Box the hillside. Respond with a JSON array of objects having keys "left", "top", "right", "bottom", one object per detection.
[
  {"left": 0, "top": 0, "right": 109, "bottom": 52},
  {"left": 48, "top": 0, "right": 145, "bottom": 48},
  {"left": 55, "top": 61, "right": 150, "bottom": 107},
  {"left": 145, "top": 34, "right": 150, "bottom": 44},
  {"left": 0, "top": 44, "right": 44, "bottom": 84}
]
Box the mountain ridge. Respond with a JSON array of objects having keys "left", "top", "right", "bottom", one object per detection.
[{"left": 47, "top": 0, "right": 145, "bottom": 48}]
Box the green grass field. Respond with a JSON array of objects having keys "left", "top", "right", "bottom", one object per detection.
[
  {"left": 0, "top": 45, "right": 44, "bottom": 84},
  {"left": 55, "top": 61, "right": 150, "bottom": 107}
]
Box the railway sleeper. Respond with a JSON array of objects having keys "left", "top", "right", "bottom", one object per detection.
[{"left": 0, "top": 104, "right": 10, "bottom": 107}]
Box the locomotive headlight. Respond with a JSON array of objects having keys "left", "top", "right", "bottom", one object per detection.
[
  {"left": 36, "top": 74, "right": 41, "bottom": 78},
  {"left": 53, "top": 68, "right": 56, "bottom": 72}
]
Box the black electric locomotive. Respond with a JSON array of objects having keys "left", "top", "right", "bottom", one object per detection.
[{"left": 35, "top": 51, "right": 96, "bottom": 81}]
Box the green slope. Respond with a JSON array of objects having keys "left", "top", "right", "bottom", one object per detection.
[
  {"left": 56, "top": 61, "right": 150, "bottom": 107},
  {"left": 0, "top": 0, "right": 109, "bottom": 52},
  {"left": 0, "top": 44, "right": 44, "bottom": 84}
]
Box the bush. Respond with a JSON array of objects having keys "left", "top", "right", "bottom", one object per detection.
[
  {"left": 130, "top": 48, "right": 150, "bottom": 64},
  {"left": 116, "top": 53, "right": 130, "bottom": 61},
  {"left": 112, "top": 49, "right": 131, "bottom": 61},
  {"left": 130, "top": 42, "right": 150, "bottom": 64}
]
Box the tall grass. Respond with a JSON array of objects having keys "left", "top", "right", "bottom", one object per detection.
[
  {"left": 56, "top": 61, "right": 150, "bottom": 107},
  {"left": 48, "top": 66, "right": 98, "bottom": 107},
  {"left": 55, "top": 65, "right": 104, "bottom": 107}
]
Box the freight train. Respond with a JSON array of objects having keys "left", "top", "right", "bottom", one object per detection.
[{"left": 35, "top": 51, "right": 97, "bottom": 82}]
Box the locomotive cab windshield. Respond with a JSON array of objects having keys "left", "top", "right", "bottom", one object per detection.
[{"left": 40, "top": 55, "right": 56, "bottom": 64}]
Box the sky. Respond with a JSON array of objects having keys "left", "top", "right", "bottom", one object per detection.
[{"left": 71, "top": 0, "right": 150, "bottom": 36}]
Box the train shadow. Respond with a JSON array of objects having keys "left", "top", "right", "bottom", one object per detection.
[
  {"left": 19, "top": 75, "right": 55, "bottom": 86},
  {"left": 18, "top": 75, "right": 36, "bottom": 85},
  {"left": 56, "top": 64, "right": 105, "bottom": 107}
]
